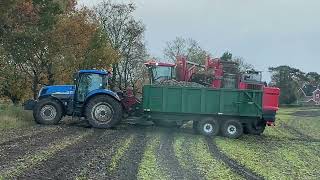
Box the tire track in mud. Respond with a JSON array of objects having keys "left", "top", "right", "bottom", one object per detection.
[
  {"left": 0, "top": 129, "right": 92, "bottom": 179},
  {"left": 280, "top": 123, "right": 320, "bottom": 142},
  {"left": 16, "top": 129, "right": 109, "bottom": 179},
  {"left": 256, "top": 136, "right": 320, "bottom": 144},
  {"left": 0, "top": 126, "right": 84, "bottom": 168},
  {"left": 205, "top": 137, "right": 264, "bottom": 180},
  {"left": 280, "top": 123, "right": 320, "bottom": 154},
  {"left": 110, "top": 129, "right": 147, "bottom": 180},
  {"left": 156, "top": 129, "right": 186, "bottom": 179},
  {"left": 75, "top": 130, "right": 137, "bottom": 180}
]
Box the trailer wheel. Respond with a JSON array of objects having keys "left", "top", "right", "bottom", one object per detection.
[
  {"left": 245, "top": 120, "right": 266, "bottom": 135},
  {"left": 33, "top": 98, "right": 63, "bottom": 125},
  {"left": 221, "top": 119, "right": 243, "bottom": 139},
  {"left": 85, "top": 95, "right": 122, "bottom": 128},
  {"left": 197, "top": 119, "right": 219, "bottom": 137}
]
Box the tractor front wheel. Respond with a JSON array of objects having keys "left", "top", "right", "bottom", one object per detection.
[
  {"left": 33, "top": 98, "right": 63, "bottom": 125},
  {"left": 85, "top": 95, "right": 122, "bottom": 128}
]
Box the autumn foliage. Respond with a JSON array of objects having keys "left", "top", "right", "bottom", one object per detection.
[{"left": 0, "top": 0, "right": 125, "bottom": 103}]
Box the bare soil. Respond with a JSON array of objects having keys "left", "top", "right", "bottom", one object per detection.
[
  {"left": 1, "top": 109, "right": 319, "bottom": 180},
  {"left": 156, "top": 129, "right": 186, "bottom": 179}
]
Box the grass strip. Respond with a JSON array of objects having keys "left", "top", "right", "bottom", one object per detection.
[
  {"left": 216, "top": 107, "right": 320, "bottom": 179},
  {"left": 174, "top": 134, "right": 241, "bottom": 180},
  {"left": 108, "top": 135, "right": 135, "bottom": 172},
  {"left": 137, "top": 132, "right": 166, "bottom": 180}
]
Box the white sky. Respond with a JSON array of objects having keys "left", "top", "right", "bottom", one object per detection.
[{"left": 78, "top": 0, "right": 320, "bottom": 81}]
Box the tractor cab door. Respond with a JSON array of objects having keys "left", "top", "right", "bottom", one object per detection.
[{"left": 75, "top": 73, "right": 106, "bottom": 102}]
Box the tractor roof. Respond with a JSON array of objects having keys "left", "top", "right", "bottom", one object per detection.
[{"left": 79, "top": 70, "right": 109, "bottom": 75}]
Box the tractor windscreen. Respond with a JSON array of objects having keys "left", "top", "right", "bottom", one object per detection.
[
  {"left": 151, "top": 66, "right": 174, "bottom": 83},
  {"left": 76, "top": 73, "right": 106, "bottom": 102}
]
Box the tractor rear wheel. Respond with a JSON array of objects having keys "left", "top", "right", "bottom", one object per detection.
[
  {"left": 197, "top": 118, "right": 219, "bottom": 137},
  {"left": 221, "top": 119, "right": 243, "bottom": 139},
  {"left": 85, "top": 95, "right": 122, "bottom": 128},
  {"left": 33, "top": 98, "right": 63, "bottom": 125}
]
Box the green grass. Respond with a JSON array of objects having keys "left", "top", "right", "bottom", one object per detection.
[
  {"left": 215, "top": 107, "right": 320, "bottom": 179},
  {"left": 174, "top": 134, "right": 241, "bottom": 180},
  {"left": 137, "top": 132, "right": 166, "bottom": 180},
  {"left": 0, "top": 104, "right": 34, "bottom": 130},
  {"left": 281, "top": 108, "right": 320, "bottom": 139},
  {"left": 108, "top": 135, "right": 135, "bottom": 172}
]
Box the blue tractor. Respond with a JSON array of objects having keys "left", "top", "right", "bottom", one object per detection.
[{"left": 24, "top": 70, "right": 125, "bottom": 128}]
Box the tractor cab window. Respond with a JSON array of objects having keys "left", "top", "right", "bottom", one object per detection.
[
  {"left": 76, "top": 73, "right": 105, "bottom": 102},
  {"left": 150, "top": 66, "right": 175, "bottom": 83}
]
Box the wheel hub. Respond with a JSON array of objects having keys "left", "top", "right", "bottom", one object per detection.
[
  {"left": 40, "top": 105, "right": 57, "bottom": 121},
  {"left": 227, "top": 125, "right": 237, "bottom": 135},
  {"left": 203, "top": 123, "right": 213, "bottom": 133},
  {"left": 92, "top": 103, "right": 113, "bottom": 122}
]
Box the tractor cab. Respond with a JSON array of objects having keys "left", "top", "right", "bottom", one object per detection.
[
  {"left": 241, "top": 69, "right": 263, "bottom": 84},
  {"left": 239, "top": 69, "right": 265, "bottom": 90},
  {"left": 144, "top": 60, "right": 176, "bottom": 84},
  {"left": 74, "top": 70, "right": 109, "bottom": 102}
]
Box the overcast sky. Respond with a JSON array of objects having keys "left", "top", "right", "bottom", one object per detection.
[{"left": 78, "top": 0, "right": 320, "bottom": 81}]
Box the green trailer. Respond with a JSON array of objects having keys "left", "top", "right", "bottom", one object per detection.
[{"left": 142, "top": 85, "right": 266, "bottom": 138}]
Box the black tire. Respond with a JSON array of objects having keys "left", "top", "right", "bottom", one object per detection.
[
  {"left": 85, "top": 95, "right": 122, "bottom": 128},
  {"left": 197, "top": 118, "right": 219, "bottom": 137},
  {"left": 245, "top": 119, "right": 266, "bottom": 135},
  {"left": 33, "top": 98, "right": 63, "bottom": 125},
  {"left": 221, "top": 119, "right": 243, "bottom": 139},
  {"left": 243, "top": 125, "right": 250, "bottom": 134}
]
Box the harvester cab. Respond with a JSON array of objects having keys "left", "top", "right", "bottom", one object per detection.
[{"left": 144, "top": 60, "right": 176, "bottom": 84}]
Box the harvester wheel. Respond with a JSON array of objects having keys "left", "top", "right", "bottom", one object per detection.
[
  {"left": 245, "top": 119, "right": 266, "bottom": 135},
  {"left": 85, "top": 95, "right": 122, "bottom": 128},
  {"left": 197, "top": 118, "right": 219, "bottom": 137},
  {"left": 221, "top": 119, "right": 243, "bottom": 139},
  {"left": 33, "top": 98, "right": 63, "bottom": 125}
]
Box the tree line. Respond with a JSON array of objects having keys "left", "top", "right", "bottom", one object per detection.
[
  {"left": 0, "top": 0, "right": 148, "bottom": 104},
  {"left": 269, "top": 66, "right": 320, "bottom": 104},
  {"left": 0, "top": 1, "right": 317, "bottom": 106}
]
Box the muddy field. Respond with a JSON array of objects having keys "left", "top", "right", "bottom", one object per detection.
[{"left": 0, "top": 108, "right": 319, "bottom": 179}]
